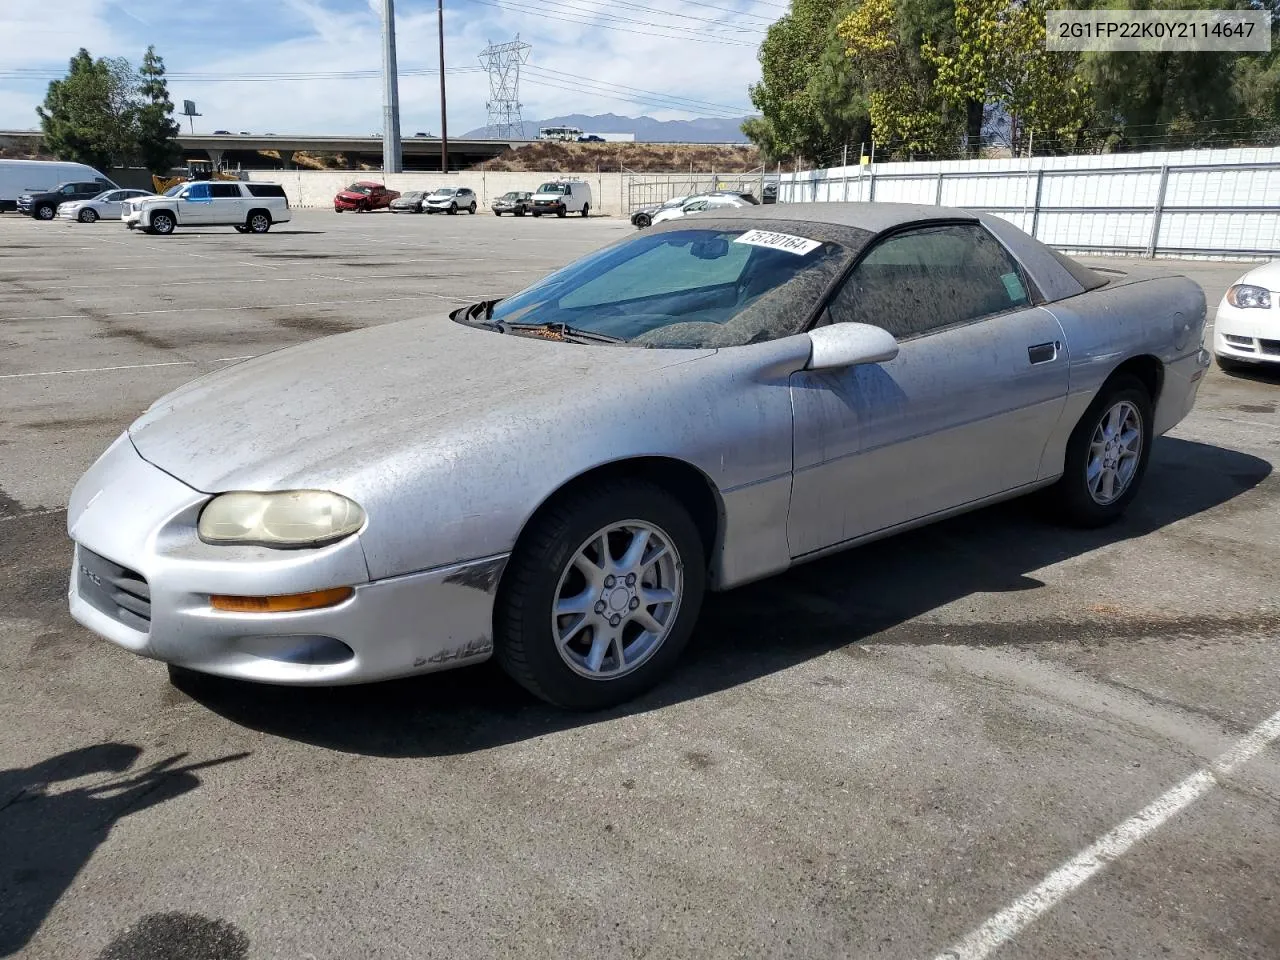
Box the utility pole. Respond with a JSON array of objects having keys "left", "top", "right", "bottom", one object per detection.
[
  {"left": 379, "top": 0, "right": 402, "bottom": 172},
  {"left": 438, "top": 0, "right": 449, "bottom": 174}
]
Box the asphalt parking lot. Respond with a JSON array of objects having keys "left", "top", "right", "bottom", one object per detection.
[{"left": 1, "top": 208, "right": 1278, "bottom": 960}]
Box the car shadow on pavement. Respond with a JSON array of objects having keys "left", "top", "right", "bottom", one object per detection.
[
  {"left": 183, "top": 436, "right": 1272, "bottom": 758},
  {"left": 0, "top": 745, "right": 247, "bottom": 958}
]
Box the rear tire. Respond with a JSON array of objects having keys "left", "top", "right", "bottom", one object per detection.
[
  {"left": 469, "top": 202, "right": 477, "bottom": 214},
  {"left": 495, "top": 480, "right": 706, "bottom": 710},
  {"left": 532, "top": 211, "right": 541, "bottom": 218},
  {"left": 635, "top": 213, "right": 652, "bottom": 228},
  {"left": 1049, "top": 374, "right": 1153, "bottom": 528},
  {"left": 515, "top": 208, "right": 525, "bottom": 217},
  {"left": 581, "top": 203, "right": 589, "bottom": 218},
  {"left": 234, "top": 225, "right": 249, "bottom": 233},
  {"left": 246, "top": 211, "right": 272, "bottom": 234},
  {"left": 150, "top": 211, "right": 175, "bottom": 235},
  {"left": 79, "top": 208, "right": 98, "bottom": 223}
]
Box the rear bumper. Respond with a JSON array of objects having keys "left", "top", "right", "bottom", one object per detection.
[{"left": 1153, "top": 347, "right": 1212, "bottom": 436}]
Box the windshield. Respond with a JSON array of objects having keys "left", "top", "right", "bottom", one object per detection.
[
  {"left": 163, "top": 184, "right": 185, "bottom": 197},
  {"left": 537, "top": 183, "right": 567, "bottom": 195},
  {"left": 471, "top": 220, "right": 869, "bottom": 349},
  {"left": 401, "top": 191, "right": 423, "bottom": 200},
  {"left": 432, "top": 188, "right": 457, "bottom": 196},
  {"left": 501, "top": 192, "right": 519, "bottom": 199},
  {"left": 346, "top": 183, "right": 372, "bottom": 195}
]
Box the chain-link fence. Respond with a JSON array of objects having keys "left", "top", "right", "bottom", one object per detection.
[{"left": 625, "top": 167, "right": 778, "bottom": 212}]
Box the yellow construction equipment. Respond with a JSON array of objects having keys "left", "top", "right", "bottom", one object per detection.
[{"left": 151, "top": 161, "right": 243, "bottom": 194}]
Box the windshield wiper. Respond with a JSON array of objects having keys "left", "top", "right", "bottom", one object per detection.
[{"left": 500, "top": 321, "right": 623, "bottom": 344}]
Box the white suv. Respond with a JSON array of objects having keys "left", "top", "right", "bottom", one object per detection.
[{"left": 123, "top": 181, "right": 291, "bottom": 235}]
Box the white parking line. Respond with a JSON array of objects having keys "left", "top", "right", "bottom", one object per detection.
[
  {"left": 931, "top": 706, "right": 1280, "bottom": 960},
  {"left": 0, "top": 293, "right": 463, "bottom": 323},
  {"left": 0, "top": 355, "right": 253, "bottom": 380}
]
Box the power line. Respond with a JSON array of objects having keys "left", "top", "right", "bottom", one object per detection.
[
  {"left": 524, "top": 65, "right": 752, "bottom": 115},
  {"left": 525, "top": 0, "right": 767, "bottom": 33},
  {"left": 522, "top": 75, "right": 747, "bottom": 119},
  {"left": 465, "top": 0, "right": 759, "bottom": 46}
]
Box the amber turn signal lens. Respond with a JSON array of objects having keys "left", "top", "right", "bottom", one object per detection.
[{"left": 209, "top": 586, "right": 354, "bottom": 613}]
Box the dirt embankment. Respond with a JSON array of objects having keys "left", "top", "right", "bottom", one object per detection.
[{"left": 478, "top": 141, "right": 764, "bottom": 173}]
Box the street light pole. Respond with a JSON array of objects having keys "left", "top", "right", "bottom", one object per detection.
[
  {"left": 379, "top": 0, "right": 402, "bottom": 172},
  {"left": 438, "top": 0, "right": 449, "bottom": 174}
]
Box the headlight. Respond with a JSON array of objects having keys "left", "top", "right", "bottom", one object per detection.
[
  {"left": 198, "top": 490, "right": 365, "bottom": 547},
  {"left": 1226, "top": 283, "right": 1271, "bottom": 309}
]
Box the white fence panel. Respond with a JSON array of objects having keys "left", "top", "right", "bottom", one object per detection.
[{"left": 779, "top": 147, "right": 1280, "bottom": 258}]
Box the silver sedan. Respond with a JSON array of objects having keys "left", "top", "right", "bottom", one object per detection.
[
  {"left": 67, "top": 203, "right": 1210, "bottom": 709},
  {"left": 58, "top": 188, "right": 155, "bottom": 222}
]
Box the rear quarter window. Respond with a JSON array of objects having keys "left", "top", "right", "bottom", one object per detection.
[{"left": 246, "top": 183, "right": 286, "bottom": 198}]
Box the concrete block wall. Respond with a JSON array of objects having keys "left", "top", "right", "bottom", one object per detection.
[{"left": 246, "top": 169, "right": 631, "bottom": 216}]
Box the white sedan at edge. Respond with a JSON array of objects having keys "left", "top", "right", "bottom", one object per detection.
[
  {"left": 58, "top": 188, "right": 155, "bottom": 223},
  {"left": 1214, "top": 260, "right": 1280, "bottom": 371}
]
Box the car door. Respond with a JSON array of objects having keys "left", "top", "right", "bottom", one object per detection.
[
  {"left": 94, "top": 190, "right": 123, "bottom": 217},
  {"left": 178, "top": 183, "right": 214, "bottom": 223},
  {"left": 209, "top": 183, "right": 245, "bottom": 223},
  {"left": 786, "top": 221, "right": 1070, "bottom": 557}
]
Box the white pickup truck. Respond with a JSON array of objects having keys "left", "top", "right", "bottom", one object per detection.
[{"left": 124, "top": 181, "right": 291, "bottom": 235}]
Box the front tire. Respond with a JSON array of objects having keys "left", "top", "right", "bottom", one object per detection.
[
  {"left": 35, "top": 204, "right": 55, "bottom": 221},
  {"left": 448, "top": 203, "right": 457, "bottom": 215},
  {"left": 556, "top": 207, "right": 567, "bottom": 218},
  {"left": 150, "top": 212, "right": 175, "bottom": 235},
  {"left": 495, "top": 480, "right": 706, "bottom": 710},
  {"left": 1050, "top": 374, "right": 1153, "bottom": 528},
  {"left": 79, "top": 208, "right": 98, "bottom": 223}
]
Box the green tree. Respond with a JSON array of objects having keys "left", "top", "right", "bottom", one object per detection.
[
  {"left": 36, "top": 49, "right": 138, "bottom": 171},
  {"left": 839, "top": 0, "right": 963, "bottom": 157},
  {"left": 744, "top": 0, "right": 871, "bottom": 165},
  {"left": 1075, "top": 0, "right": 1254, "bottom": 149},
  {"left": 135, "top": 45, "right": 181, "bottom": 174},
  {"left": 923, "top": 0, "right": 1094, "bottom": 155}
]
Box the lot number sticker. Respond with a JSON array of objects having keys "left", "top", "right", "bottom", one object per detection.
[{"left": 733, "top": 229, "right": 822, "bottom": 256}]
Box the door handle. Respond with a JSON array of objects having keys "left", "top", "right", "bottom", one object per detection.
[{"left": 1028, "top": 341, "right": 1059, "bottom": 364}]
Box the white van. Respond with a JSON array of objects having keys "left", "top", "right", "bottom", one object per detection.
[
  {"left": 530, "top": 178, "right": 592, "bottom": 218},
  {"left": 0, "top": 159, "right": 114, "bottom": 213}
]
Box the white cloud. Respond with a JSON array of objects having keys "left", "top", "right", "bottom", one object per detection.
[{"left": 0, "top": 0, "right": 771, "bottom": 133}]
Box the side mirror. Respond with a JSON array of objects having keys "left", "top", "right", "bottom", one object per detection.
[{"left": 806, "top": 323, "right": 899, "bottom": 370}]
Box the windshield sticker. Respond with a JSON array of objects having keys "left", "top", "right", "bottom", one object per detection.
[{"left": 733, "top": 229, "right": 822, "bottom": 256}]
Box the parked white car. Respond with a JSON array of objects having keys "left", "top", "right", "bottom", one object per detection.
[
  {"left": 531, "top": 179, "right": 592, "bottom": 218},
  {"left": 58, "top": 188, "right": 155, "bottom": 223},
  {"left": 650, "top": 193, "right": 750, "bottom": 226},
  {"left": 123, "top": 181, "right": 290, "bottom": 235},
  {"left": 424, "top": 187, "right": 478, "bottom": 215},
  {"left": 1214, "top": 261, "right": 1280, "bottom": 371}
]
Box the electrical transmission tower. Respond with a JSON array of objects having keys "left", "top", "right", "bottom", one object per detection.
[{"left": 478, "top": 36, "right": 532, "bottom": 138}]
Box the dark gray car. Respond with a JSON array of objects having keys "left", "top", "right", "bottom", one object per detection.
[
  {"left": 389, "top": 191, "right": 427, "bottom": 213},
  {"left": 492, "top": 191, "right": 532, "bottom": 216}
]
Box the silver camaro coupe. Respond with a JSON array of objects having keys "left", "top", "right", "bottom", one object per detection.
[{"left": 68, "top": 203, "right": 1210, "bottom": 709}]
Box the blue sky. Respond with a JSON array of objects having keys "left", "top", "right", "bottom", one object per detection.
[{"left": 0, "top": 0, "right": 781, "bottom": 134}]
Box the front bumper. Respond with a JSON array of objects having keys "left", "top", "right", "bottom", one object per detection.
[
  {"left": 425, "top": 200, "right": 456, "bottom": 211},
  {"left": 1214, "top": 303, "right": 1280, "bottom": 364},
  {"left": 67, "top": 433, "right": 506, "bottom": 685},
  {"left": 532, "top": 202, "right": 565, "bottom": 214},
  {"left": 16, "top": 198, "right": 33, "bottom": 215}
]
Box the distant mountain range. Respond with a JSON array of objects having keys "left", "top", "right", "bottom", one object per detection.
[{"left": 460, "top": 113, "right": 753, "bottom": 143}]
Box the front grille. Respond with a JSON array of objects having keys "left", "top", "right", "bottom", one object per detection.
[
  {"left": 77, "top": 547, "right": 151, "bottom": 632},
  {"left": 1260, "top": 339, "right": 1280, "bottom": 356}
]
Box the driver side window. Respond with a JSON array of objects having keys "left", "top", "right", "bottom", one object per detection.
[{"left": 827, "top": 223, "right": 1033, "bottom": 340}]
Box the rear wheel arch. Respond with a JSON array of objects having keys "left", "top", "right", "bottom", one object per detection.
[{"left": 1107, "top": 354, "right": 1163, "bottom": 405}]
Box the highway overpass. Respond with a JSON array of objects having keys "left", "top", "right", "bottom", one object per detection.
[{"left": 0, "top": 130, "right": 534, "bottom": 171}]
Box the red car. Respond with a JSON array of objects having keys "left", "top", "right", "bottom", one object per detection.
[{"left": 333, "top": 181, "right": 400, "bottom": 213}]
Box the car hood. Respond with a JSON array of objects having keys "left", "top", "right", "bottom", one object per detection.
[
  {"left": 425, "top": 193, "right": 455, "bottom": 201},
  {"left": 336, "top": 191, "right": 369, "bottom": 201},
  {"left": 128, "top": 315, "right": 714, "bottom": 492}
]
